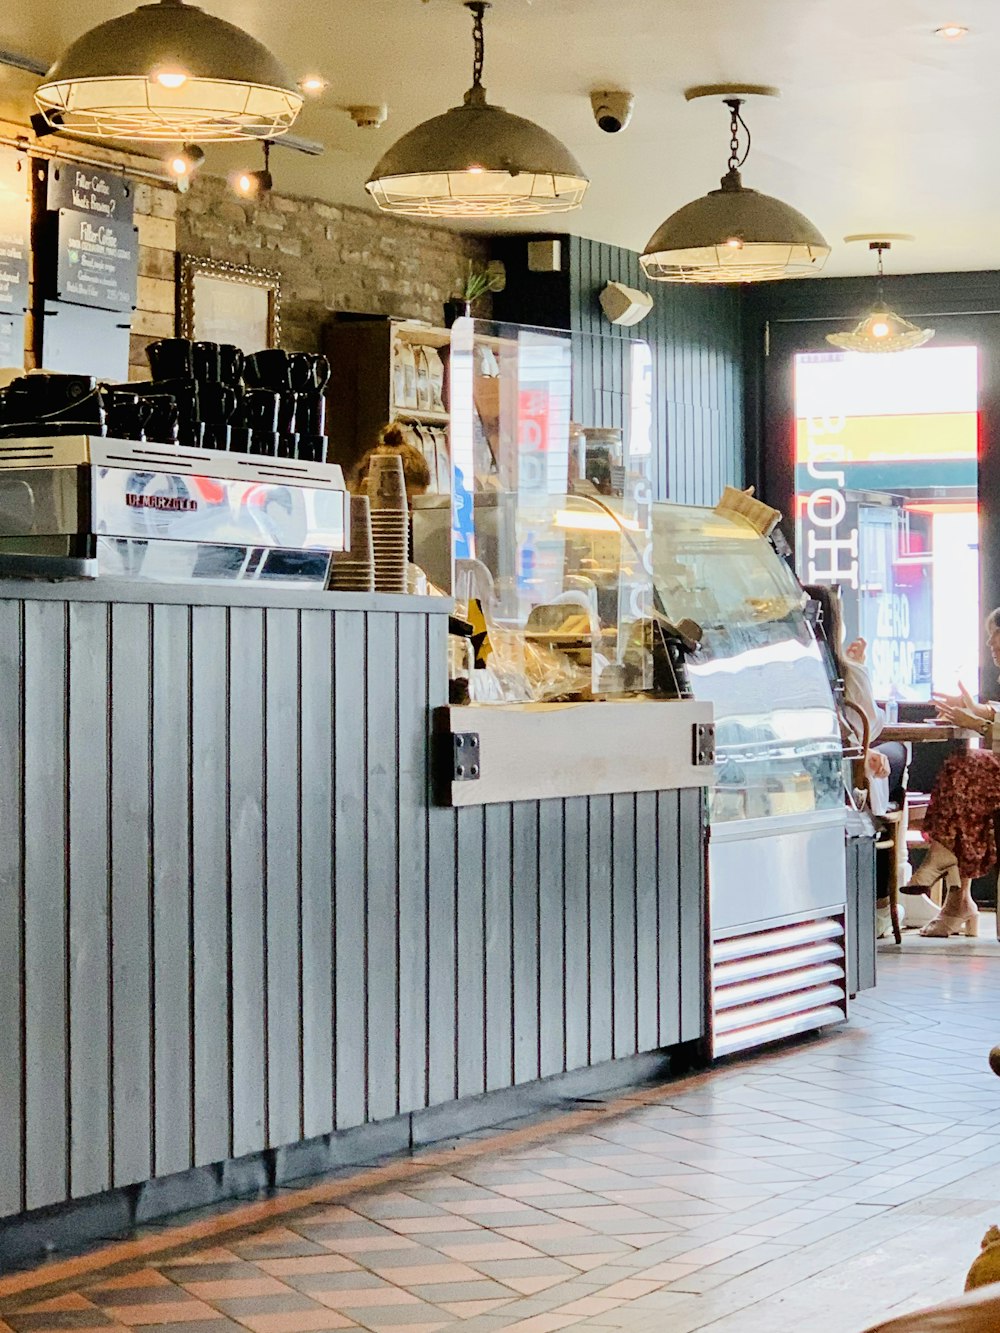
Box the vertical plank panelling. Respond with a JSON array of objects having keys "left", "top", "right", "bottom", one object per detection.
[
  {"left": 634, "top": 791, "right": 659, "bottom": 1054},
  {"left": 587, "top": 796, "right": 613, "bottom": 1066},
  {"left": 656, "top": 790, "right": 681, "bottom": 1049},
  {"left": 538, "top": 800, "right": 565, "bottom": 1078},
  {"left": 426, "top": 616, "right": 458, "bottom": 1107},
  {"left": 151, "top": 603, "right": 193, "bottom": 1180},
  {"left": 109, "top": 603, "right": 153, "bottom": 1188},
  {"left": 228, "top": 607, "right": 266, "bottom": 1159},
  {"left": 397, "top": 612, "right": 429, "bottom": 1115},
  {"left": 22, "top": 601, "right": 67, "bottom": 1210},
  {"left": 264, "top": 609, "right": 302, "bottom": 1148},
  {"left": 364, "top": 612, "right": 399, "bottom": 1122},
  {"left": 67, "top": 602, "right": 111, "bottom": 1199},
  {"left": 511, "top": 802, "right": 540, "bottom": 1085},
  {"left": 190, "top": 606, "right": 231, "bottom": 1165},
  {"left": 299, "top": 610, "right": 334, "bottom": 1139},
  {"left": 611, "top": 794, "right": 637, "bottom": 1059},
  {"left": 456, "top": 806, "right": 486, "bottom": 1100},
  {"left": 568, "top": 235, "right": 743, "bottom": 504},
  {"left": 678, "top": 787, "right": 706, "bottom": 1043},
  {"left": 333, "top": 612, "right": 367, "bottom": 1129},
  {"left": 562, "top": 797, "right": 590, "bottom": 1073},
  {"left": 484, "top": 804, "right": 513, "bottom": 1092},
  {"left": 0, "top": 602, "right": 23, "bottom": 1217}
]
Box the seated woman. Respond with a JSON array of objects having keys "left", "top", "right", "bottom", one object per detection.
[
  {"left": 805, "top": 586, "right": 908, "bottom": 937},
  {"left": 908, "top": 608, "right": 1000, "bottom": 937}
]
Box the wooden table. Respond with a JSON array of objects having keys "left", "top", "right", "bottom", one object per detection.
[{"left": 879, "top": 722, "right": 975, "bottom": 744}]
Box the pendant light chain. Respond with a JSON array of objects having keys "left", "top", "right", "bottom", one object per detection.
[
  {"left": 723, "top": 97, "right": 751, "bottom": 172},
  {"left": 873, "top": 241, "right": 887, "bottom": 302},
  {"left": 467, "top": 1, "right": 490, "bottom": 93}
]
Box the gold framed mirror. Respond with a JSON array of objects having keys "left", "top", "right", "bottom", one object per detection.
[{"left": 179, "top": 256, "right": 280, "bottom": 352}]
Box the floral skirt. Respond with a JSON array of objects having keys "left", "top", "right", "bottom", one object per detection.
[{"left": 922, "top": 749, "right": 1000, "bottom": 878}]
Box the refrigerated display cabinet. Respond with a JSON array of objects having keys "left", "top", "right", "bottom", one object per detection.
[{"left": 652, "top": 502, "right": 850, "bottom": 1057}]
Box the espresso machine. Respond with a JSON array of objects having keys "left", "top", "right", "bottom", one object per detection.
[{"left": 0, "top": 435, "right": 349, "bottom": 586}]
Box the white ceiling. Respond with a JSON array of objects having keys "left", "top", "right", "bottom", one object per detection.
[{"left": 1, "top": 0, "right": 997, "bottom": 277}]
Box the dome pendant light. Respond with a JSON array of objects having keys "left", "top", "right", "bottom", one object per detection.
[
  {"left": 826, "top": 238, "right": 934, "bottom": 353},
  {"left": 641, "top": 86, "right": 829, "bottom": 284},
  {"left": 34, "top": 0, "right": 303, "bottom": 142},
  {"left": 366, "top": 0, "right": 588, "bottom": 218}
]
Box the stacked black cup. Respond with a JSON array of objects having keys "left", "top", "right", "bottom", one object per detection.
[{"left": 139, "top": 338, "right": 331, "bottom": 460}]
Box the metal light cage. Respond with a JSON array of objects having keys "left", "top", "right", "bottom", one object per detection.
[
  {"left": 35, "top": 0, "right": 303, "bottom": 141},
  {"left": 641, "top": 170, "right": 830, "bottom": 284},
  {"left": 366, "top": 2, "right": 588, "bottom": 220},
  {"left": 366, "top": 99, "right": 588, "bottom": 218}
]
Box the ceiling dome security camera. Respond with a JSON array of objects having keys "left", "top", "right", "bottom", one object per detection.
[{"left": 591, "top": 90, "right": 634, "bottom": 134}]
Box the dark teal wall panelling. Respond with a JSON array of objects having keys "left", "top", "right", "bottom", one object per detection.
[{"left": 567, "top": 236, "right": 745, "bottom": 504}]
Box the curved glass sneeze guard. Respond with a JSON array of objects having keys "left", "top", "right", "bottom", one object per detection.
[
  {"left": 652, "top": 502, "right": 843, "bottom": 823},
  {"left": 449, "top": 317, "right": 655, "bottom": 699}
]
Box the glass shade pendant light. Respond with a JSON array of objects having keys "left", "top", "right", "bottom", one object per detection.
[
  {"left": 641, "top": 86, "right": 829, "bottom": 284},
  {"left": 34, "top": 0, "right": 303, "bottom": 141},
  {"left": 366, "top": 1, "right": 588, "bottom": 218},
  {"left": 826, "top": 238, "right": 934, "bottom": 353}
]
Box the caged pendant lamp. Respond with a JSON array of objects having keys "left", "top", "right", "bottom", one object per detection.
[
  {"left": 34, "top": 0, "right": 303, "bottom": 141},
  {"left": 826, "top": 238, "right": 934, "bottom": 353},
  {"left": 641, "top": 86, "right": 829, "bottom": 284},
  {"left": 366, "top": 0, "right": 588, "bottom": 218}
]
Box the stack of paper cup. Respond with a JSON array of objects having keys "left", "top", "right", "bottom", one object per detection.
[
  {"left": 368, "top": 454, "right": 408, "bottom": 595},
  {"left": 326, "top": 494, "right": 375, "bottom": 592}
]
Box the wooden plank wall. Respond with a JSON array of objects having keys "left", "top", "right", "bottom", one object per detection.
[
  {"left": 568, "top": 236, "right": 744, "bottom": 504},
  {"left": 0, "top": 593, "right": 706, "bottom": 1221}
]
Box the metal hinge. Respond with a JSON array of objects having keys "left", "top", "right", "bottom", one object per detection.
[
  {"left": 693, "top": 722, "right": 716, "bottom": 767},
  {"left": 451, "top": 732, "right": 481, "bottom": 782}
]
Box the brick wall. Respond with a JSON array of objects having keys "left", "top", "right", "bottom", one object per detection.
[{"left": 128, "top": 174, "right": 488, "bottom": 376}]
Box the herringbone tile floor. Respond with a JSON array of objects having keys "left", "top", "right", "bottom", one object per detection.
[{"left": 2, "top": 930, "right": 998, "bottom": 1333}]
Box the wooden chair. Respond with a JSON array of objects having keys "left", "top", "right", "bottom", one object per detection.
[{"left": 842, "top": 700, "right": 906, "bottom": 944}]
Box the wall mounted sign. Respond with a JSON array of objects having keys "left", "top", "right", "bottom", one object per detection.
[
  {"left": 0, "top": 148, "right": 30, "bottom": 319},
  {"left": 180, "top": 256, "right": 280, "bottom": 352},
  {"left": 47, "top": 159, "right": 137, "bottom": 315}
]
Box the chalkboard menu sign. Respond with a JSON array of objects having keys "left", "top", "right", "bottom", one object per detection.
[
  {"left": 48, "top": 160, "right": 138, "bottom": 315},
  {"left": 0, "top": 148, "right": 30, "bottom": 318}
]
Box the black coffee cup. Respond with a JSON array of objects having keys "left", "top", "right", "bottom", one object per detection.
[
  {"left": 296, "top": 388, "right": 325, "bottom": 436},
  {"left": 313, "top": 354, "right": 331, "bottom": 392},
  {"left": 277, "top": 433, "right": 298, "bottom": 459},
  {"left": 141, "top": 395, "right": 180, "bottom": 444},
  {"left": 296, "top": 435, "right": 326, "bottom": 463},
  {"left": 200, "top": 381, "right": 237, "bottom": 423},
  {"left": 179, "top": 420, "right": 206, "bottom": 450},
  {"left": 244, "top": 348, "right": 290, "bottom": 390},
  {"left": 249, "top": 430, "right": 278, "bottom": 456},
  {"left": 219, "top": 344, "right": 244, "bottom": 385},
  {"left": 276, "top": 390, "right": 299, "bottom": 434},
  {"left": 229, "top": 425, "right": 252, "bottom": 454},
  {"left": 240, "top": 388, "right": 280, "bottom": 431},
  {"left": 192, "top": 341, "right": 222, "bottom": 382},
  {"left": 147, "top": 338, "right": 194, "bottom": 381},
  {"left": 203, "top": 423, "right": 232, "bottom": 451}
]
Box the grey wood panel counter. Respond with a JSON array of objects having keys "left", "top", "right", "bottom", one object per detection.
[{"left": 0, "top": 579, "right": 707, "bottom": 1230}]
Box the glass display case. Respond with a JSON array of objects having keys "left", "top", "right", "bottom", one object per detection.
[
  {"left": 651, "top": 500, "right": 849, "bottom": 1059},
  {"left": 446, "top": 317, "right": 654, "bottom": 700},
  {"left": 651, "top": 502, "right": 844, "bottom": 824}
]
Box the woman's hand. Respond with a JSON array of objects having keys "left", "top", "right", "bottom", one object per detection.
[
  {"left": 935, "top": 701, "right": 989, "bottom": 732},
  {"left": 933, "top": 682, "right": 992, "bottom": 722},
  {"left": 865, "top": 750, "right": 890, "bottom": 779},
  {"left": 845, "top": 638, "right": 867, "bottom": 664}
]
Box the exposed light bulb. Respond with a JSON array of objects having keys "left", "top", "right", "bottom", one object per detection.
[
  {"left": 934, "top": 23, "right": 969, "bottom": 39},
  {"left": 170, "top": 155, "right": 189, "bottom": 175},
  {"left": 467, "top": 164, "right": 484, "bottom": 174},
  {"left": 237, "top": 172, "right": 254, "bottom": 195},
  {"left": 871, "top": 320, "right": 890, "bottom": 338},
  {"left": 299, "top": 75, "right": 328, "bottom": 94},
  {"left": 725, "top": 237, "right": 744, "bottom": 249},
  {"left": 154, "top": 69, "right": 188, "bottom": 89},
  {"left": 166, "top": 143, "right": 205, "bottom": 180}
]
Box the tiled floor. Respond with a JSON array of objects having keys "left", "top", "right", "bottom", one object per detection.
[{"left": 2, "top": 930, "right": 999, "bottom": 1333}]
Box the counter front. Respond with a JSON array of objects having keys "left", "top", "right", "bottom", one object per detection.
[{"left": 0, "top": 576, "right": 709, "bottom": 1263}]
